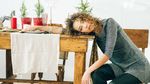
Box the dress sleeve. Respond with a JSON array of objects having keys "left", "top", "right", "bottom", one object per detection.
[{"left": 104, "top": 18, "right": 118, "bottom": 58}]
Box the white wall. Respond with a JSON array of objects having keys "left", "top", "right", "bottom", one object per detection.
[{"left": 0, "top": 0, "right": 150, "bottom": 82}]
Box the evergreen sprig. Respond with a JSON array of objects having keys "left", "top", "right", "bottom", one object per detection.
[
  {"left": 35, "top": 0, "right": 44, "bottom": 17},
  {"left": 76, "top": 0, "right": 92, "bottom": 14},
  {"left": 20, "top": 0, "right": 27, "bottom": 17}
]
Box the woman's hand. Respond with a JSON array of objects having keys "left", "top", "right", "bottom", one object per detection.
[
  {"left": 81, "top": 54, "right": 109, "bottom": 84},
  {"left": 82, "top": 71, "right": 91, "bottom": 84}
]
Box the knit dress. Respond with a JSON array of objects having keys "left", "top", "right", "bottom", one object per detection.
[{"left": 95, "top": 18, "right": 150, "bottom": 82}]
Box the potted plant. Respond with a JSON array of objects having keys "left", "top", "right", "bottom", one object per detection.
[
  {"left": 33, "top": 0, "right": 44, "bottom": 26},
  {"left": 20, "top": 0, "right": 32, "bottom": 28},
  {"left": 76, "top": 0, "right": 92, "bottom": 14}
]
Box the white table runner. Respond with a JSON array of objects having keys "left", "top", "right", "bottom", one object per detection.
[{"left": 11, "top": 33, "right": 60, "bottom": 75}]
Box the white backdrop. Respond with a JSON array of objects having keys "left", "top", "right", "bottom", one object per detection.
[{"left": 0, "top": 0, "right": 150, "bottom": 82}]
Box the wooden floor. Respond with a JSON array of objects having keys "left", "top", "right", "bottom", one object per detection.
[{"left": 0, "top": 78, "right": 73, "bottom": 84}]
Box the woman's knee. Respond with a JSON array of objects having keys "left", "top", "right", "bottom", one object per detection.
[
  {"left": 91, "top": 64, "right": 115, "bottom": 80},
  {"left": 91, "top": 67, "right": 105, "bottom": 79},
  {"left": 91, "top": 68, "right": 107, "bottom": 82},
  {"left": 109, "top": 73, "right": 142, "bottom": 84},
  {"left": 91, "top": 71, "right": 107, "bottom": 84},
  {"left": 91, "top": 70, "right": 101, "bottom": 79},
  {"left": 109, "top": 82, "right": 115, "bottom": 84}
]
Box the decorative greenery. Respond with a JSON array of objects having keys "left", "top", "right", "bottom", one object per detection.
[
  {"left": 20, "top": 0, "right": 27, "bottom": 17},
  {"left": 35, "top": 0, "right": 44, "bottom": 17},
  {"left": 76, "top": 0, "right": 92, "bottom": 14}
]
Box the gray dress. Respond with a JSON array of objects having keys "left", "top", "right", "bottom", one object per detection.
[{"left": 95, "top": 18, "right": 150, "bottom": 82}]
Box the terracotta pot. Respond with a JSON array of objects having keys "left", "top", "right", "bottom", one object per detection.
[
  {"left": 33, "top": 18, "right": 43, "bottom": 26},
  {"left": 21, "top": 17, "right": 32, "bottom": 28}
]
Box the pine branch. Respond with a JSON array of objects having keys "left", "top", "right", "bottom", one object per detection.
[
  {"left": 76, "top": 0, "right": 92, "bottom": 14},
  {"left": 35, "top": 0, "right": 44, "bottom": 17},
  {"left": 20, "top": 0, "right": 27, "bottom": 17}
]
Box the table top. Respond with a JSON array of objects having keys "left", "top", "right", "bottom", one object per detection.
[{"left": 0, "top": 31, "right": 95, "bottom": 39}]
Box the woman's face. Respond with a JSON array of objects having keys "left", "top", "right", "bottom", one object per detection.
[{"left": 73, "top": 19, "right": 95, "bottom": 33}]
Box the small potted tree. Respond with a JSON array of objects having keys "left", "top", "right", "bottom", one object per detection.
[
  {"left": 20, "top": 0, "right": 32, "bottom": 28},
  {"left": 33, "top": 0, "right": 44, "bottom": 26},
  {"left": 76, "top": 0, "right": 92, "bottom": 14}
]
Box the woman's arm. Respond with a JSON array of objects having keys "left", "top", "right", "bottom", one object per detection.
[
  {"left": 86, "top": 54, "right": 109, "bottom": 73},
  {"left": 82, "top": 54, "right": 109, "bottom": 84}
]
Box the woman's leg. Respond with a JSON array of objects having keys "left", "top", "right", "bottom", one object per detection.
[
  {"left": 91, "top": 64, "right": 115, "bottom": 84},
  {"left": 109, "top": 73, "right": 142, "bottom": 84}
]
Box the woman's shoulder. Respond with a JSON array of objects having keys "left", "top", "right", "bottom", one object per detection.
[
  {"left": 101, "top": 18, "right": 116, "bottom": 28},
  {"left": 102, "top": 18, "right": 121, "bottom": 28},
  {"left": 102, "top": 18, "right": 116, "bottom": 23}
]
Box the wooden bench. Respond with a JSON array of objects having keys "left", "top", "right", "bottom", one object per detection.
[{"left": 124, "top": 29, "right": 149, "bottom": 54}]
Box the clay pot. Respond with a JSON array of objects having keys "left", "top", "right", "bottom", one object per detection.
[
  {"left": 33, "top": 17, "right": 43, "bottom": 26},
  {"left": 21, "top": 17, "right": 32, "bottom": 28}
]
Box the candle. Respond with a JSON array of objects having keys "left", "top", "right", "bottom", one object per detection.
[{"left": 11, "top": 17, "right": 17, "bottom": 29}]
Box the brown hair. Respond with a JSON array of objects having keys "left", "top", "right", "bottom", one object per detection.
[
  {"left": 66, "top": 12, "right": 101, "bottom": 65},
  {"left": 66, "top": 12, "right": 103, "bottom": 35}
]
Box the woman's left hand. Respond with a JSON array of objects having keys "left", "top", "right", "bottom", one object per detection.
[{"left": 82, "top": 71, "right": 91, "bottom": 84}]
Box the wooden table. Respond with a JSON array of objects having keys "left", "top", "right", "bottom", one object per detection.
[{"left": 0, "top": 32, "right": 94, "bottom": 84}]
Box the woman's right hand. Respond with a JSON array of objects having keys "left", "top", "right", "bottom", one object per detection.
[{"left": 82, "top": 71, "right": 92, "bottom": 84}]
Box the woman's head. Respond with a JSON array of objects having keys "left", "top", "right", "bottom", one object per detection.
[{"left": 66, "top": 12, "right": 102, "bottom": 35}]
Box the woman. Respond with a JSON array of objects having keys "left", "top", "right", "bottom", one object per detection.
[{"left": 66, "top": 12, "right": 150, "bottom": 84}]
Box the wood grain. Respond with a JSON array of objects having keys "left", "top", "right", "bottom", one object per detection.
[
  {"left": 60, "top": 38, "right": 88, "bottom": 52},
  {"left": 124, "top": 29, "right": 148, "bottom": 48},
  {"left": 74, "top": 52, "right": 86, "bottom": 84}
]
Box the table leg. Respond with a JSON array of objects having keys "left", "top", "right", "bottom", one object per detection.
[
  {"left": 74, "top": 52, "right": 86, "bottom": 84},
  {"left": 6, "top": 49, "right": 13, "bottom": 84}
]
